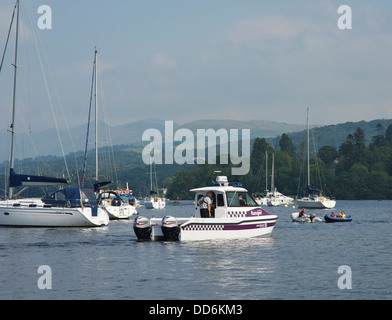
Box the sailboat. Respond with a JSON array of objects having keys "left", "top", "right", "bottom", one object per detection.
[
  {"left": 254, "top": 151, "right": 293, "bottom": 206},
  {"left": 266, "top": 153, "right": 294, "bottom": 206},
  {"left": 82, "top": 49, "right": 137, "bottom": 219},
  {"left": 296, "top": 108, "right": 336, "bottom": 209},
  {"left": 0, "top": 1, "right": 109, "bottom": 227},
  {"left": 144, "top": 158, "right": 166, "bottom": 209}
]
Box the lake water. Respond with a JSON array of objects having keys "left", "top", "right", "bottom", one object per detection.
[{"left": 0, "top": 200, "right": 391, "bottom": 300}]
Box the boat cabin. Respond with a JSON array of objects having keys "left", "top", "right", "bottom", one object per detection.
[
  {"left": 42, "top": 187, "right": 99, "bottom": 208},
  {"left": 191, "top": 176, "right": 260, "bottom": 219}
]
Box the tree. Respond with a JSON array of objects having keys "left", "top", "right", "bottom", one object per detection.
[
  {"left": 318, "top": 145, "right": 337, "bottom": 167},
  {"left": 372, "top": 123, "right": 386, "bottom": 147},
  {"left": 386, "top": 124, "right": 392, "bottom": 145},
  {"left": 279, "top": 133, "right": 296, "bottom": 155}
]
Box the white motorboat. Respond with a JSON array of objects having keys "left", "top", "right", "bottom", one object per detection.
[
  {"left": 133, "top": 175, "right": 278, "bottom": 241},
  {"left": 0, "top": 187, "right": 109, "bottom": 227},
  {"left": 98, "top": 190, "right": 137, "bottom": 219},
  {"left": 144, "top": 197, "right": 166, "bottom": 209}
]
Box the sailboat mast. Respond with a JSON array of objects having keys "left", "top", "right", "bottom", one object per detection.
[
  {"left": 306, "top": 107, "right": 310, "bottom": 187},
  {"left": 8, "top": 0, "right": 20, "bottom": 199},
  {"left": 265, "top": 151, "right": 268, "bottom": 192},
  {"left": 94, "top": 49, "right": 98, "bottom": 183}
]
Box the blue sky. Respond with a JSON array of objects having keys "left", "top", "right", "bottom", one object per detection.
[{"left": 1, "top": 0, "right": 392, "bottom": 134}]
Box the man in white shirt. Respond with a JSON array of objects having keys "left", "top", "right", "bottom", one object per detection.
[{"left": 198, "top": 191, "right": 213, "bottom": 218}]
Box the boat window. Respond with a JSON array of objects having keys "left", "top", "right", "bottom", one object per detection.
[
  {"left": 55, "top": 190, "right": 66, "bottom": 201},
  {"left": 226, "top": 191, "right": 258, "bottom": 207},
  {"left": 217, "top": 194, "right": 224, "bottom": 207}
]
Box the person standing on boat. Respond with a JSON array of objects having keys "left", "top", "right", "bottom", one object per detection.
[
  {"left": 198, "top": 191, "right": 212, "bottom": 218},
  {"left": 238, "top": 194, "right": 247, "bottom": 206}
]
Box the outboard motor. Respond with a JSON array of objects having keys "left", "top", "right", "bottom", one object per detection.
[
  {"left": 161, "top": 215, "right": 180, "bottom": 241},
  {"left": 133, "top": 216, "right": 151, "bottom": 240}
]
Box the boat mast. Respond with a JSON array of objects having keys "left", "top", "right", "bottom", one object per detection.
[
  {"left": 8, "top": 0, "right": 20, "bottom": 199},
  {"left": 306, "top": 107, "right": 310, "bottom": 188},
  {"left": 265, "top": 151, "right": 268, "bottom": 192},
  {"left": 94, "top": 48, "right": 98, "bottom": 183}
]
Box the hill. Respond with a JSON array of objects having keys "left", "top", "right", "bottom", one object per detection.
[
  {"left": 269, "top": 119, "right": 392, "bottom": 150},
  {"left": 0, "top": 118, "right": 305, "bottom": 162}
]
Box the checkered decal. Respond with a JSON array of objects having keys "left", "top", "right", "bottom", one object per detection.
[
  {"left": 182, "top": 224, "right": 224, "bottom": 231},
  {"left": 228, "top": 211, "right": 246, "bottom": 218}
]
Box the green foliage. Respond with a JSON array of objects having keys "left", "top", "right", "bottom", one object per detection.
[{"left": 3, "top": 123, "right": 392, "bottom": 201}]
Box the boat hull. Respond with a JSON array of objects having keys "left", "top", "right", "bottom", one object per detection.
[
  {"left": 104, "top": 205, "right": 137, "bottom": 219},
  {"left": 141, "top": 215, "right": 278, "bottom": 241},
  {"left": 291, "top": 212, "right": 322, "bottom": 223},
  {"left": 0, "top": 206, "right": 109, "bottom": 227},
  {"left": 296, "top": 198, "right": 336, "bottom": 209},
  {"left": 145, "top": 199, "right": 166, "bottom": 209},
  {"left": 324, "top": 214, "right": 352, "bottom": 223}
]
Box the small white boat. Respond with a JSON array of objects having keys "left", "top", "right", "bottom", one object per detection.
[
  {"left": 144, "top": 197, "right": 166, "bottom": 209},
  {"left": 133, "top": 175, "right": 278, "bottom": 241},
  {"left": 291, "top": 211, "right": 322, "bottom": 223},
  {"left": 98, "top": 190, "right": 137, "bottom": 219}
]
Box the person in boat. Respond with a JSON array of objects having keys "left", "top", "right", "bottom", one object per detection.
[
  {"left": 337, "top": 211, "right": 346, "bottom": 218},
  {"left": 299, "top": 208, "right": 306, "bottom": 217},
  {"left": 238, "top": 194, "right": 247, "bottom": 206},
  {"left": 330, "top": 212, "right": 336, "bottom": 217},
  {"left": 211, "top": 193, "right": 216, "bottom": 218},
  {"left": 198, "top": 191, "right": 212, "bottom": 218}
]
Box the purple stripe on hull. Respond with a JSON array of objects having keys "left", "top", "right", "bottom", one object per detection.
[
  {"left": 182, "top": 220, "right": 276, "bottom": 232},
  {"left": 223, "top": 221, "right": 276, "bottom": 230}
]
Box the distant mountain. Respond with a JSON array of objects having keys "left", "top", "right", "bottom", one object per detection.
[
  {"left": 269, "top": 119, "right": 392, "bottom": 150},
  {"left": 1, "top": 117, "right": 391, "bottom": 163},
  {"left": 0, "top": 118, "right": 305, "bottom": 162}
]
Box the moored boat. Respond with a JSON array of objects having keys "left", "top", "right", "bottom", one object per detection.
[
  {"left": 0, "top": 187, "right": 109, "bottom": 227},
  {"left": 133, "top": 175, "right": 278, "bottom": 241}
]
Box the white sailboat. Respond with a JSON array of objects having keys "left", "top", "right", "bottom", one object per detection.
[
  {"left": 296, "top": 108, "right": 336, "bottom": 209},
  {"left": 254, "top": 151, "right": 293, "bottom": 206},
  {"left": 144, "top": 158, "right": 166, "bottom": 209},
  {"left": 0, "top": 1, "right": 109, "bottom": 227},
  {"left": 82, "top": 49, "right": 137, "bottom": 219},
  {"left": 266, "top": 153, "right": 294, "bottom": 206}
]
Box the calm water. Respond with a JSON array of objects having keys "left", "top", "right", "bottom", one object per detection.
[{"left": 0, "top": 200, "right": 391, "bottom": 300}]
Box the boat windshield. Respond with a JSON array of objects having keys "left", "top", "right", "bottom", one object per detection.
[{"left": 226, "top": 191, "right": 258, "bottom": 207}]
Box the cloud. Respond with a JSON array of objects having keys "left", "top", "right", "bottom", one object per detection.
[
  {"left": 225, "top": 16, "right": 313, "bottom": 49},
  {"left": 149, "top": 53, "right": 176, "bottom": 72}
]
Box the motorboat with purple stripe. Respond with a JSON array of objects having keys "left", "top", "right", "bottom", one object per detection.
[{"left": 133, "top": 175, "right": 278, "bottom": 241}]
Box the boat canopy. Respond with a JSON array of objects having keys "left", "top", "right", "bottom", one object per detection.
[
  {"left": 307, "top": 185, "right": 321, "bottom": 196},
  {"left": 42, "top": 187, "right": 98, "bottom": 208},
  {"left": 9, "top": 168, "right": 68, "bottom": 188}
]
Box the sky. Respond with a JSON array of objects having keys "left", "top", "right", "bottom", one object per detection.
[{"left": 1, "top": 0, "right": 392, "bottom": 135}]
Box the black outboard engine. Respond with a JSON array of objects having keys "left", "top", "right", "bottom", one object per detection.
[
  {"left": 133, "top": 216, "right": 151, "bottom": 240},
  {"left": 161, "top": 215, "right": 180, "bottom": 241}
]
